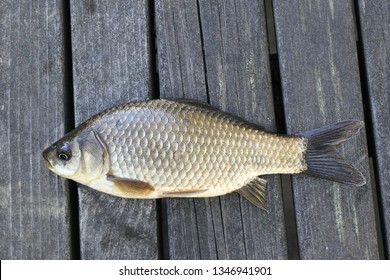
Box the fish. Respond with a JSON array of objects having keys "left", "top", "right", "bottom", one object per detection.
[{"left": 42, "top": 99, "right": 366, "bottom": 209}]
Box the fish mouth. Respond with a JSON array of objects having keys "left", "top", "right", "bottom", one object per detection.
[{"left": 42, "top": 148, "right": 53, "bottom": 169}]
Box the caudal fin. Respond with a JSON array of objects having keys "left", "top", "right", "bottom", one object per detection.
[{"left": 301, "top": 120, "right": 366, "bottom": 186}]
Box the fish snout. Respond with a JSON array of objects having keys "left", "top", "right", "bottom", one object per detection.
[{"left": 42, "top": 146, "right": 55, "bottom": 169}]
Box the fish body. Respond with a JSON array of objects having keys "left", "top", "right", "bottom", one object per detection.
[{"left": 42, "top": 99, "right": 365, "bottom": 209}]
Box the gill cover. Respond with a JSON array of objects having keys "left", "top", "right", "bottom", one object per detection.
[{"left": 77, "top": 129, "right": 110, "bottom": 184}]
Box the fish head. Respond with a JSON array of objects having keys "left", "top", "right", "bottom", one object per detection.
[
  {"left": 42, "top": 137, "right": 82, "bottom": 179},
  {"left": 43, "top": 129, "right": 109, "bottom": 185}
]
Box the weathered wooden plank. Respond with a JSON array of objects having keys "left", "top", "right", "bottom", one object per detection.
[
  {"left": 70, "top": 0, "right": 158, "bottom": 259},
  {"left": 273, "top": 0, "right": 379, "bottom": 259},
  {"left": 156, "top": 0, "right": 287, "bottom": 259},
  {"left": 0, "top": 0, "right": 71, "bottom": 259},
  {"left": 357, "top": 0, "right": 390, "bottom": 257}
]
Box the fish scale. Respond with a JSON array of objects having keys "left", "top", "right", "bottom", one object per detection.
[
  {"left": 43, "top": 99, "right": 366, "bottom": 209},
  {"left": 92, "top": 100, "right": 305, "bottom": 196}
]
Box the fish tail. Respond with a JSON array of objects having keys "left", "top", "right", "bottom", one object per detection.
[{"left": 301, "top": 120, "right": 366, "bottom": 186}]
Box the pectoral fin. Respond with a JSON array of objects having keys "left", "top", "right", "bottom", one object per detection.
[
  {"left": 236, "top": 177, "right": 267, "bottom": 210},
  {"left": 107, "top": 175, "right": 155, "bottom": 198}
]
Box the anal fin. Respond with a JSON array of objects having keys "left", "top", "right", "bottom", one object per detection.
[{"left": 236, "top": 177, "right": 267, "bottom": 210}]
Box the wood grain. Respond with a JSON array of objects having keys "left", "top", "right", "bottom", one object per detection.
[
  {"left": 0, "top": 0, "right": 71, "bottom": 259},
  {"left": 156, "top": 0, "right": 287, "bottom": 259},
  {"left": 70, "top": 0, "right": 158, "bottom": 259},
  {"left": 357, "top": 0, "right": 390, "bottom": 257},
  {"left": 273, "top": 0, "right": 379, "bottom": 259}
]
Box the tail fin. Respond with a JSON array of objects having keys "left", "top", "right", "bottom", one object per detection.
[{"left": 301, "top": 120, "right": 366, "bottom": 186}]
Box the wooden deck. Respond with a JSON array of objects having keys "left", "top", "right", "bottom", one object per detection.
[{"left": 1, "top": 0, "right": 389, "bottom": 260}]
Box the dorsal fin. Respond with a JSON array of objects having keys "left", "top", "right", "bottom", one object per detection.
[
  {"left": 170, "top": 99, "right": 266, "bottom": 131},
  {"left": 236, "top": 177, "right": 267, "bottom": 210},
  {"left": 172, "top": 98, "right": 215, "bottom": 108}
]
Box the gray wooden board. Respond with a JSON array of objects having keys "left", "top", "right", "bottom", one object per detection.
[
  {"left": 273, "top": 0, "right": 379, "bottom": 259},
  {"left": 156, "top": 0, "right": 287, "bottom": 259},
  {"left": 70, "top": 0, "right": 158, "bottom": 259},
  {"left": 357, "top": 0, "right": 390, "bottom": 257},
  {"left": 0, "top": 0, "right": 71, "bottom": 259}
]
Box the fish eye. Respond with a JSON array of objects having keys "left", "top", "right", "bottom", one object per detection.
[{"left": 57, "top": 144, "right": 72, "bottom": 162}]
